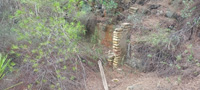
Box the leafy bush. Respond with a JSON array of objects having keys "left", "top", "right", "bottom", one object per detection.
[{"left": 9, "top": 0, "right": 91, "bottom": 89}]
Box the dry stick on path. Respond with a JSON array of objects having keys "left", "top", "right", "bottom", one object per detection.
[
  {"left": 98, "top": 60, "right": 109, "bottom": 90},
  {"left": 4, "top": 82, "right": 23, "bottom": 90}
]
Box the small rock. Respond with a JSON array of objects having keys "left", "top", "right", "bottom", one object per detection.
[
  {"left": 149, "top": 5, "right": 161, "bottom": 10},
  {"left": 156, "top": 10, "right": 164, "bottom": 16},
  {"left": 126, "top": 86, "right": 134, "bottom": 90},
  {"left": 131, "top": 0, "right": 137, "bottom": 4},
  {"left": 112, "top": 79, "right": 119, "bottom": 82},
  {"left": 143, "top": 9, "right": 151, "bottom": 15},
  {"left": 129, "top": 7, "right": 139, "bottom": 14},
  {"left": 138, "top": 0, "right": 149, "bottom": 6},
  {"left": 172, "top": 13, "right": 184, "bottom": 22},
  {"left": 117, "top": 68, "right": 122, "bottom": 71},
  {"left": 122, "top": 23, "right": 131, "bottom": 27},
  {"left": 165, "top": 10, "right": 174, "bottom": 18}
]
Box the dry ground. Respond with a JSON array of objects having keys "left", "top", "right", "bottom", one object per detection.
[{"left": 86, "top": 65, "right": 200, "bottom": 90}]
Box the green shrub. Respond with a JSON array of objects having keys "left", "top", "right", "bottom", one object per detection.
[{"left": 9, "top": 0, "right": 88, "bottom": 89}]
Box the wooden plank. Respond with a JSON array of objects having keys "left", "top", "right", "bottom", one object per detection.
[{"left": 98, "top": 60, "right": 109, "bottom": 90}]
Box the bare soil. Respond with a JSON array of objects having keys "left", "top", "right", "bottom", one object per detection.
[{"left": 86, "top": 65, "right": 200, "bottom": 90}]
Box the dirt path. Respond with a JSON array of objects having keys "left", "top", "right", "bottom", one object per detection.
[{"left": 86, "top": 65, "right": 200, "bottom": 90}]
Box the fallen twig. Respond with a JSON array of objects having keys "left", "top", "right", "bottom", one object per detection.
[
  {"left": 4, "top": 82, "right": 23, "bottom": 90},
  {"left": 98, "top": 60, "right": 109, "bottom": 90}
]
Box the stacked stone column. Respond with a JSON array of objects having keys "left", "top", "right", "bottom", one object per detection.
[
  {"left": 112, "top": 28, "right": 123, "bottom": 68},
  {"left": 107, "top": 23, "right": 131, "bottom": 69}
]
